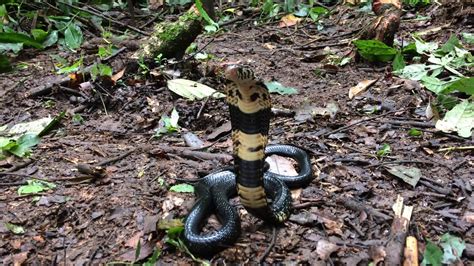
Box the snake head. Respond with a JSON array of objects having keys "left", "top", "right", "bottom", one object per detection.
[{"left": 224, "top": 64, "right": 256, "bottom": 86}]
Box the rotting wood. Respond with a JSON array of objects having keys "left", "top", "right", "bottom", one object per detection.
[
  {"left": 385, "top": 195, "right": 413, "bottom": 266},
  {"left": 403, "top": 236, "right": 418, "bottom": 266}
]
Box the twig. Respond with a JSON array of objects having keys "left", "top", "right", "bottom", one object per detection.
[
  {"left": 338, "top": 197, "right": 391, "bottom": 221},
  {"left": 438, "top": 145, "right": 474, "bottom": 152},
  {"left": 258, "top": 226, "right": 277, "bottom": 264},
  {"left": 58, "top": 1, "right": 150, "bottom": 36},
  {"left": 383, "top": 119, "right": 435, "bottom": 128},
  {"left": 196, "top": 96, "right": 212, "bottom": 119},
  {"left": 323, "top": 110, "right": 398, "bottom": 137},
  {"left": 97, "top": 148, "right": 137, "bottom": 166},
  {"left": 150, "top": 145, "right": 232, "bottom": 163},
  {"left": 0, "top": 159, "right": 33, "bottom": 177},
  {"left": 293, "top": 201, "right": 323, "bottom": 209}
]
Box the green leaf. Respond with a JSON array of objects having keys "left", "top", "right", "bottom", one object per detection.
[
  {"left": 64, "top": 23, "right": 83, "bottom": 50},
  {"left": 265, "top": 81, "right": 298, "bottom": 95},
  {"left": 0, "top": 54, "right": 12, "bottom": 73},
  {"left": 0, "top": 32, "right": 44, "bottom": 49},
  {"left": 392, "top": 52, "right": 406, "bottom": 71},
  {"left": 440, "top": 233, "right": 465, "bottom": 264},
  {"left": 56, "top": 58, "right": 83, "bottom": 74},
  {"left": 154, "top": 108, "right": 181, "bottom": 138},
  {"left": 169, "top": 183, "right": 194, "bottom": 193},
  {"left": 90, "top": 63, "right": 113, "bottom": 79},
  {"left": 18, "top": 179, "right": 56, "bottom": 196},
  {"left": 195, "top": 0, "right": 219, "bottom": 29},
  {"left": 0, "top": 42, "right": 23, "bottom": 53},
  {"left": 408, "top": 128, "right": 422, "bottom": 137},
  {"left": 393, "top": 64, "right": 430, "bottom": 80},
  {"left": 8, "top": 117, "right": 54, "bottom": 136},
  {"left": 421, "top": 240, "right": 443, "bottom": 266},
  {"left": 376, "top": 143, "right": 391, "bottom": 157},
  {"left": 414, "top": 38, "right": 438, "bottom": 54},
  {"left": 462, "top": 32, "right": 474, "bottom": 44},
  {"left": 143, "top": 248, "right": 161, "bottom": 266},
  {"left": 353, "top": 40, "right": 397, "bottom": 62},
  {"left": 134, "top": 239, "right": 141, "bottom": 262},
  {"left": 5, "top": 223, "right": 25, "bottom": 235},
  {"left": 43, "top": 30, "right": 58, "bottom": 47},
  {"left": 443, "top": 77, "right": 474, "bottom": 96},
  {"left": 435, "top": 100, "right": 474, "bottom": 138},
  {"left": 9, "top": 134, "right": 40, "bottom": 157},
  {"left": 420, "top": 75, "right": 457, "bottom": 94},
  {"left": 402, "top": 42, "right": 417, "bottom": 55},
  {"left": 31, "top": 29, "right": 48, "bottom": 42},
  {"left": 437, "top": 94, "right": 460, "bottom": 110},
  {"left": 439, "top": 35, "right": 461, "bottom": 54},
  {"left": 167, "top": 79, "right": 225, "bottom": 100}
]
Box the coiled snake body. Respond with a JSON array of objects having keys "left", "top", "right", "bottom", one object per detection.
[{"left": 183, "top": 65, "right": 313, "bottom": 256}]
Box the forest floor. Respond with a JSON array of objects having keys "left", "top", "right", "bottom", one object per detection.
[{"left": 0, "top": 3, "right": 472, "bottom": 265}]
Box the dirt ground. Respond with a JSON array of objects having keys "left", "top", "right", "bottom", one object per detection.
[{"left": 0, "top": 3, "right": 473, "bottom": 265}]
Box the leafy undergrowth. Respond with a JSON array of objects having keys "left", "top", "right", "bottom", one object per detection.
[{"left": 0, "top": 0, "right": 473, "bottom": 265}]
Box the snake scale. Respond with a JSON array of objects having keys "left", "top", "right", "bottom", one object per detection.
[{"left": 183, "top": 65, "right": 313, "bottom": 256}]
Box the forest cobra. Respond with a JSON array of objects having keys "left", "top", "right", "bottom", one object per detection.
[{"left": 183, "top": 65, "right": 313, "bottom": 256}]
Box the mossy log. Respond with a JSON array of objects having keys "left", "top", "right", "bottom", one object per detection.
[{"left": 134, "top": 8, "right": 203, "bottom": 61}]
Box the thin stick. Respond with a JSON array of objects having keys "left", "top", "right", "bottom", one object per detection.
[
  {"left": 323, "top": 110, "right": 398, "bottom": 137},
  {"left": 258, "top": 226, "right": 277, "bottom": 264},
  {"left": 58, "top": 1, "right": 150, "bottom": 36},
  {"left": 438, "top": 146, "right": 474, "bottom": 152}
]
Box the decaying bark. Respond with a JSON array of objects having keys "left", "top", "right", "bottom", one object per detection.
[
  {"left": 134, "top": 1, "right": 215, "bottom": 61},
  {"left": 360, "top": 0, "right": 402, "bottom": 46},
  {"left": 134, "top": 8, "right": 203, "bottom": 61},
  {"left": 385, "top": 195, "right": 414, "bottom": 265}
]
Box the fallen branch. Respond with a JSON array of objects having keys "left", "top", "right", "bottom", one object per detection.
[
  {"left": 150, "top": 145, "right": 232, "bottom": 163},
  {"left": 385, "top": 195, "right": 413, "bottom": 266},
  {"left": 338, "top": 197, "right": 392, "bottom": 221},
  {"left": 438, "top": 145, "right": 474, "bottom": 152}
]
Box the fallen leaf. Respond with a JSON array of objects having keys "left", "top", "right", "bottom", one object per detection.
[
  {"left": 207, "top": 121, "right": 231, "bottom": 140},
  {"left": 349, "top": 79, "right": 377, "bottom": 99},
  {"left": 266, "top": 155, "right": 298, "bottom": 176},
  {"left": 279, "top": 14, "right": 302, "bottom": 28},
  {"left": 167, "top": 79, "right": 225, "bottom": 101},
  {"left": 111, "top": 68, "right": 125, "bottom": 82},
  {"left": 13, "top": 252, "right": 28, "bottom": 266},
  {"left": 125, "top": 232, "right": 143, "bottom": 248},
  {"left": 385, "top": 165, "right": 421, "bottom": 188},
  {"left": 316, "top": 239, "right": 339, "bottom": 260}
]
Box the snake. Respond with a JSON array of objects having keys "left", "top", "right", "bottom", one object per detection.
[{"left": 183, "top": 65, "right": 313, "bottom": 256}]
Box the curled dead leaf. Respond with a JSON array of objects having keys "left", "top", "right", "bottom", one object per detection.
[
  {"left": 316, "top": 239, "right": 339, "bottom": 260},
  {"left": 349, "top": 79, "right": 378, "bottom": 99},
  {"left": 279, "top": 14, "right": 302, "bottom": 28}
]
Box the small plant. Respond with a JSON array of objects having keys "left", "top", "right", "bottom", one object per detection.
[
  {"left": 154, "top": 108, "right": 180, "bottom": 138},
  {"left": 376, "top": 143, "right": 391, "bottom": 157}
]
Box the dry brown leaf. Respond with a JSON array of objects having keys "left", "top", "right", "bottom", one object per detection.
[
  {"left": 264, "top": 43, "right": 276, "bottom": 50},
  {"left": 463, "top": 211, "right": 474, "bottom": 224},
  {"left": 316, "top": 239, "right": 339, "bottom": 260},
  {"left": 125, "top": 232, "right": 143, "bottom": 248},
  {"left": 13, "top": 252, "right": 28, "bottom": 266},
  {"left": 279, "top": 14, "right": 301, "bottom": 28},
  {"left": 321, "top": 216, "right": 344, "bottom": 235},
  {"left": 112, "top": 68, "right": 126, "bottom": 82},
  {"left": 349, "top": 79, "right": 378, "bottom": 99},
  {"left": 267, "top": 155, "right": 298, "bottom": 176}
]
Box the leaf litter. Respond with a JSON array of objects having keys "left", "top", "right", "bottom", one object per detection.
[{"left": 0, "top": 2, "right": 472, "bottom": 265}]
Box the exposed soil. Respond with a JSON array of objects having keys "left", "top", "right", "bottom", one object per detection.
[{"left": 0, "top": 3, "right": 473, "bottom": 265}]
